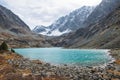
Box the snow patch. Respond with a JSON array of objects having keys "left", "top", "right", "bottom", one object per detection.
[
  {"left": 48, "top": 29, "right": 71, "bottom": 36},
  {"left": 39, "top": 29, "right": 71, "bottom": 36},
  {"left": 38, "top": 28, "right": 50, "bottom": 35}
]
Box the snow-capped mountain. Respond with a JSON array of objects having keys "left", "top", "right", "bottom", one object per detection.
[
  {"left": 56, "top": 0, "right": 120, "bottom": 49},
  {"left": 33, "top": 6, "right": 95, "bottom": 36}
]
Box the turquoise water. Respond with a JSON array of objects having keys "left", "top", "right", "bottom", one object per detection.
[{"left": 14, "top": 48, "right": 112, "bottom": 66}]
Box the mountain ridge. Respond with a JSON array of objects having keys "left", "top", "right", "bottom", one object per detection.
[{"left": 48, "top": 0, "right": 120, "bottom": 49}]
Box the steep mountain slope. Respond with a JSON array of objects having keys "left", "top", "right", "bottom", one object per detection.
[
  {"left": 0, "top": 5, "right": 51, "bottom": 48},
  {"left": 51, "top": 0, "right": 120, "bottom": 49},
  {"left": 0, "top": 5, "right": 31, "bottom": 35},
  {"left": 33, "top": 6, "right": 94, "bottom": 36},
  {"left": 83, "top": 0, "right": 120, "bottom": 27},
  {"left": 70, "top": 7, "right": 120, "bottom": 49}
]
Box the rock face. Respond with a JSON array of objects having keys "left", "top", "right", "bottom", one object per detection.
[
  {"left": 51, "top": 0, "right": 120, "bottom": 49},
  {"left": 33, "top": 6, "right": 94, "bottom": 36},
  {"left": 0, "top": 5, "right": 31, "bottom": 35},
  {"left": 83, "top": 0, "right": 120, "bottom": 27}
]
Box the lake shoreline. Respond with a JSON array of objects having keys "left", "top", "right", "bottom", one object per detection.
[
  {"left": 0, "top": 49, "right": 120, "bottom": 80},
  {"left": 14, "top": 48, "right": 112, "bottom": 67}
]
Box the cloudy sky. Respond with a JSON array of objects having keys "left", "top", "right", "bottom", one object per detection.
[{"left": 0, "top": 0, "right": 102, "bottom": 30}]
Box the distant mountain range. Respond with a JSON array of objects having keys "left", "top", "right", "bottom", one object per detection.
[{"left": 33, "top": 6, "right": 94, "bottom": 36}]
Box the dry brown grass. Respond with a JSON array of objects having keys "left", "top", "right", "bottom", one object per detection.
[
  {"left": 111, "top": 78, "right": 120, "bottom": 80},
  {"left": 107, "top": 70, "right": 120, "bottom": 76},
  {"left": 114, "top": 60, "right": 120, "bottom": 65}
]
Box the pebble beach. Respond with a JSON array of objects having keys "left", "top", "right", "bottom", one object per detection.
[{"left": 0, "top": 49, "right": 120, "bottom": 80}]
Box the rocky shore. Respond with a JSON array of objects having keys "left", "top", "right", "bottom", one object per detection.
[{"left": 0, "top": 49, "right": 120, "bottom": 80}]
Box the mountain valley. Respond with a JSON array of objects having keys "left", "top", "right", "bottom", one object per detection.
[{"left": 1, "top": 0, "right": 120, "bottom": 80}]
